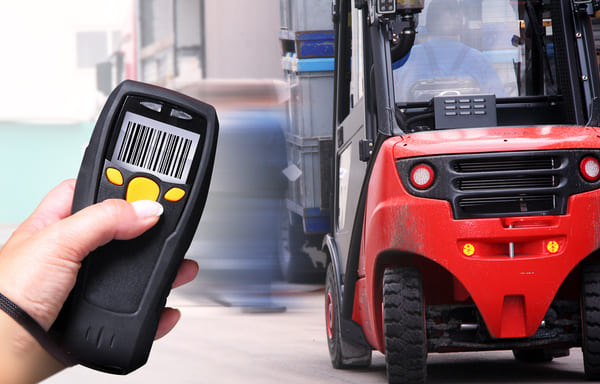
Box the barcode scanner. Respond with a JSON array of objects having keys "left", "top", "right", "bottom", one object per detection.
[{"left": 49, "top": 80, "right": 218, "bottom": 374}]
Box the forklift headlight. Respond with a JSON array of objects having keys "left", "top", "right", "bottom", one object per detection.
[
  {"left": 410, "top": 163, "right": 435, "bottom": 189},
  {"left": 580, "top": 156, "right": 600, "bottom": 182}
]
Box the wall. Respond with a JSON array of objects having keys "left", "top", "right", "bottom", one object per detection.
[
  {"left": 204, "top": 1, "right": 283, "bottom": 79},
  {"left": 0, "top": 122, "right": 94, "bottom": 224}
]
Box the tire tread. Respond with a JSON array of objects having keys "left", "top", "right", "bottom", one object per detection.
[
  {"left": 582, "top": 261, "right": 600, "bottom": 380},
  {"left": 383, "top": 267, "right": 427, "bottom": 384}
]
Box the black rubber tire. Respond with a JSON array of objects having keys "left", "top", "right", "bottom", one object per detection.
[
  {"left": 325, "top": 262, "right": 344, "bottom": 368},
  {"left": 383, "top": 267, "right": 427, "bottom": 384},
  {"left": 325, "top": 262, "right": 371, "bottom": 369},
  {"left": 582, "top": 260, "right": 600, "bottom": 380},
  {"left": 512, "top": 349, "right": 554, "bottom": 363}
]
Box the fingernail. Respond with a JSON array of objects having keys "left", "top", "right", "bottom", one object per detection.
[{"left": 131, "top": 200, "right": 164, "bottom": 219}]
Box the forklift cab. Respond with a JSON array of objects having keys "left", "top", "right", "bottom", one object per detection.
[
  {"left": 393, "top": 0, "right": 510, "bottom": 102},
  {"left": 331, "top": 0, "right": 600, "bottom": 275},
  {"left": 390, "top": 0, "right": 600, "bottom": 131}
]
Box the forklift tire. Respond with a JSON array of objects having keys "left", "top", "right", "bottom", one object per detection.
[
  {"left": 326, "top": 262, "right": 344, "bottom": 368},
  {"left": 325, "top": 262, "right": 371, "bottom": 369},
  {"left": 582, "top": 260, "right": 600, "bottom": 380},
  {"left": 383, "top": 267, "right": 427, "bottom": 384}
]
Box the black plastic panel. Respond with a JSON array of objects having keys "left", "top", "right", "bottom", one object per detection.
[
  {"left": 397, "top": 150, "right": 600, "bottom": 219},
  {"left": 434, "top": 94, "right": 497, "bottom": 129}
]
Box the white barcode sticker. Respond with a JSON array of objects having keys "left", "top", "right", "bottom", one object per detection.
[{"left": 112, "top": 112, "right": 200, "bottom": 183}]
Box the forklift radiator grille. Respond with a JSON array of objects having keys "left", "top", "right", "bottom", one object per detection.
[
  {"left": 396, "top": 151, "right": 600, "bottom": 220},
  {"left": 456, "top": 175, "right": 558, "bottom": 190},
  {"left": 453, "top": 156, "right": 558, "bottom": 173},
  {"left": 450, "top": 155, "right": 562, "bottom": 218},
  {"left": 457, "top": 195, "right": 556, "bottom": 216}
]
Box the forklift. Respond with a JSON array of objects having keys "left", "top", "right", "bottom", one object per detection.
[{"left": 323, "top": 0, "right": 600, "bottom": 382}]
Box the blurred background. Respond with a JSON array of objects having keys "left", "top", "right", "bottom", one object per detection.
[
  {"left": 0, "top": 0, "right": 335, "bottom": 312},
  {"left": 0, "top": 0, "right": 283, "bottom": 223},
  {"left": 0, "top": 2, "right": 343, "bottom": 382}
]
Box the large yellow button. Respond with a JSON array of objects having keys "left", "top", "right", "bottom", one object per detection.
[
  {"left": 126, "top": 177, "right": 160, "bottom": 202},
  {"left": 106, "top": 168, "right": 124, "bottom": 186},
  {"left": 164, "top": 187, "right": 186, "bottom": 202}
]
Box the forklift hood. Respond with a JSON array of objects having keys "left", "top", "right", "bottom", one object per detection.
[{"left": 392, "top": 125, "right": 600, "bottom": 159}]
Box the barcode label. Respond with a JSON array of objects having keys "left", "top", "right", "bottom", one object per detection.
[{"left": 112, "top": 112, "right": 200, "bottom": 183}]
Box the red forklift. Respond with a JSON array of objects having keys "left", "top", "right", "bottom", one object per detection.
[{"left": 323, "top": 0, "right": 600, "bottom": 382}]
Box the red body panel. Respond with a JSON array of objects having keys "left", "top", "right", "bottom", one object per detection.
[
  {"left": 392, "top": 126, "right": 600, "bottom": 157},
  {"left": 355, "top": 126, "right": 600, "bottom": 352}
]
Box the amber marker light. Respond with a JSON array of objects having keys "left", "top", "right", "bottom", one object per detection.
[
  {"left": 463, "top": 243, "right": 475, "bottom": 256},
  {"left": 547, "top": 240, "right": 560, "bottom": 254}
]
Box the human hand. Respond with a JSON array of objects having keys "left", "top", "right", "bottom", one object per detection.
[{"left": 0, "top": 180, "right": 199, "bottom": 382}]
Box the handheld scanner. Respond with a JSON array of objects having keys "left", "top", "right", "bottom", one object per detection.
[{"left": 50, "top": 80, "right": 218, "bottom": 374}]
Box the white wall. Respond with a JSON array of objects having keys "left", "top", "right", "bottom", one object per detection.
[
  {"left": 0, "top": 0, "right": 131, "bottom": 122},
  {"left": 204, "top": 1, "right": 283, "bottom": 79}
]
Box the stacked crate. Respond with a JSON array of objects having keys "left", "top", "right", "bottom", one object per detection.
[{"left": 280, "top": 0, "right": 334, "bottom": 234}]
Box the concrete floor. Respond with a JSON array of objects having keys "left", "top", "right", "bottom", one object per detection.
[{"left": 42, "top": 287, "right": 587, "bottom": 384}]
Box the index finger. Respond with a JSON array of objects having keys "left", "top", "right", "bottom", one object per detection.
[{"left": 8, "top": 180, "right": 76, "bottom": 245}]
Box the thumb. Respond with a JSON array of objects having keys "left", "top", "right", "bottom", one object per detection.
[{"left": 34, "top": 198, "right": 164, "bottom": 263}]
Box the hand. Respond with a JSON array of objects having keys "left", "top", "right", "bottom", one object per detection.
[{"left": 0, "top": 180, "right": 199, "bottom": 382}]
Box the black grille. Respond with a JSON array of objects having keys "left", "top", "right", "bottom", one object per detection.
[
  {"left": 458, "top": 195, "right": 556, "bottom": 216},
  {"left": 456, "top": 175, "right": 558, "bottom": 191},
  {"left": 395, "top": 150, "right": 598, "bottom": 219},
  {"left": 450, "top": 155, "right": 562, "bottom": 217},
  {"left": 453, "top": 156, "right": 558, "bottom": 172}
]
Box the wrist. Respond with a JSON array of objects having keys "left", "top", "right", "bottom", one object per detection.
[{"left": 0, "top": 310, "right": 64, "bottom": 384}]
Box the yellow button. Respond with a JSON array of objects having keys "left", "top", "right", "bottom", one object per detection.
[
  {"left": 126, "top": 177, "right": 160, "bottom": 202},
  {"left": 164, "top": 187, "right": 186, "bottom": 202},
  {"left": 106, "top": 168, "right": 124, "bottom": 186}
]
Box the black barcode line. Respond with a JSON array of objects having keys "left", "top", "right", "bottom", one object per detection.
[
  {"left": 169, "top": 137, "right": 181, "bottom": 174},
  {"left": 165, "top": 135, "right": 176, "bottom": 174},
  {"left": 152, "top": 131, "right": 163, "bottom": 168},
  {"left": 133, "top": 125, "right": 146, "bottom": 166},
  {"left": 117, "top": 122, "right": 192, "bottom": 179},
  {"left": 170, "top": 139, "right": 184, "bottom": 177},
  {"left": 176, "top": 139, "right": 191, "bottom": 179},
  {"left": 151, "top": 132, "right": 166, "bottom": 172},
  {"left": 118, "top": 122, "right": 133, "bottom": 161},
  {"left": 138, "top": 126, "right": 151, "bottom": 167},
  {"left": 141, "top": 128, "right": 154, "bottom": 170},
  {"left": 126, "top": 124, "right": 142, "bottom": 164},
  {"left": 177, "top": 140, "right": 188, "bottom": 176},
  {"left": 170, "top": 138, "right": 182, "bottom": 176},
  {"left": 122, "top": 122, "right": 137, "bottom": 164},
  {"left": 168, "top": 137, "right": 179, "bottom": 174},
  {"left": 176, "top": 140, "right": 187, "bottom": 176},
  {"left": 143, "top": 127, "right": 156, "bottom": 168},
  {"left": 144, "top": 129, "right": 159, "bottom": 170},
  {"left": 158, "top": 135, "right": 172, "bottom": 175},
  {"left": 166, "top": 139, "right": 176, "bottom": 176},
  {"left": 158, "top": 134, "right": 169, "bottom": 175},
  {"left": 178, "top": 139, "right": 191, "bottom": 179}
]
